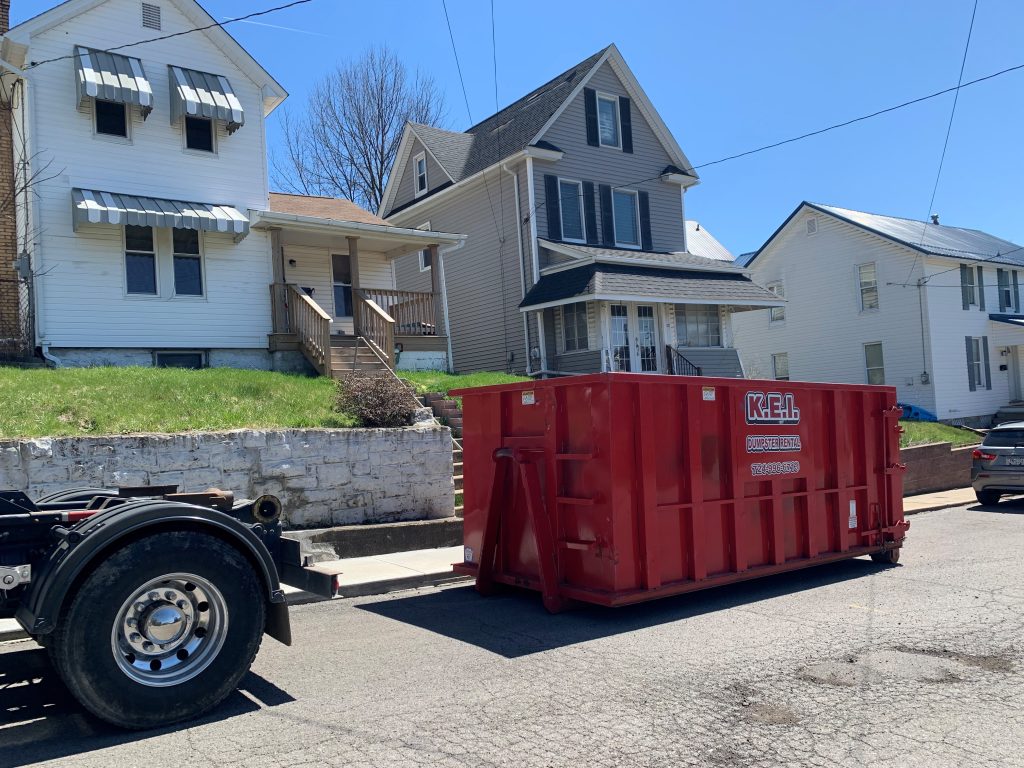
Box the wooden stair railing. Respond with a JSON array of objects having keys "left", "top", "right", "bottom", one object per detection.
[
  {"left": 355, "top": 289, "right": 396, "bottom": 368},
  {"left": 359, "top": 289, "right": 438, "bottom": 336},
  {"left": 286, "top": 284, "right": 332, "bottom": 375}
]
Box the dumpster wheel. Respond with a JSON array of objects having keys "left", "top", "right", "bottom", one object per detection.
[{"left": 870, "top": 547, "right": 900, "bottom": 565}]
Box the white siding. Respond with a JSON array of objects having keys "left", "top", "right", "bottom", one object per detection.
[
  {"left": 24, "top": 0, "right": 274, "bottom": 349},
  {"left": 732, "top": 209, "right": 939, "bottom": 413}
]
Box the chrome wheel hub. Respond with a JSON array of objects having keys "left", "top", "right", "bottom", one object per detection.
[{"left": 111, "top": 573, "right": 228, "bottom": 687}]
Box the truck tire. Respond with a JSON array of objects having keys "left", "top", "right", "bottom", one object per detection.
[
  {"left": 48, "top": 530, "right": 266, "bottom": 729},
  {"left": 870, "top": 548, "right": 900, "bottom": 565}
]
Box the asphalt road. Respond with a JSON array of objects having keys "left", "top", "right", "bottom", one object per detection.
[{"left": 2, "top": 502, "right": 1022, "bottom": 768}]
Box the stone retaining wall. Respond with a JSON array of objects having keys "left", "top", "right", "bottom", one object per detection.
[
  {"left": 0, "top": 425, "right": 454, "bottom": 528},
  {"left": 901, "top": 441, "right": 977, "bottom": 495}
]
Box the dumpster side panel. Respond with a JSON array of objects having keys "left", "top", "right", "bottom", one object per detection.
[{"left": 456, "top": 374, "right": 906, "bottom": 609}]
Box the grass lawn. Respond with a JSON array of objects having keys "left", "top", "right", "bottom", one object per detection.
[
  {"left": 398, "top": 370, "right": 530, "bottom": 401},
  {"left": 900, "top": 419, "right": 980, "bottom": 449},
  {"left": 0, "top": 366, "right": 352, "bottom": 438}
]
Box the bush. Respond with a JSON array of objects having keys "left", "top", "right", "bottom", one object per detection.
[{"left": 336, "top": 371, "right": 417, "bottom": 428}]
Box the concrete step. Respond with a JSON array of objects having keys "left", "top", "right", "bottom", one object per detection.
[{"left": 288, "top": 517, "right": 463, "bottom": 561}]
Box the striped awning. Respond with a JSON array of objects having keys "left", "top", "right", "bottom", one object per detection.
[
  {"left": 72, "top": 189, "right": 249, "bottom": 235},
  {"left": 74, "top": 46, "right": 153, "bottom": 118},
  {"left": 169, "top": 66, "right": 244, "bottom": 133}
]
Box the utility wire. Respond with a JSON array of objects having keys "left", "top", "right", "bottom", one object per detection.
[
  {"left": 903, "top": 0, "right": 979, "bottom": 287},
  {"left": 441, "top": 0, "right": 473, "bottom": 124},
  {"left": 24, "top": 0, "right": 316, "bottom": 69}
]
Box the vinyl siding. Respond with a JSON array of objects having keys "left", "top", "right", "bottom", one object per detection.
[
  {"left": 26, "top": 0, "right": 275, "bottom": 349},
  {"left": 532, "top": 62, "right": 685, "bottom": 256},
  {"left": 731, "top": 209, "right": 939, "bottom": 412},
  {"left": 391, "top": 138, "right": 451, "bottom": 213},
  {"left": 392, "top": 168, "right": 528, "bottom": 373}
]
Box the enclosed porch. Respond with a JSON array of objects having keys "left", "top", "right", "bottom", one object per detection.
[{"left": 251, "top": 201, "right": 464, "bottom": 376}]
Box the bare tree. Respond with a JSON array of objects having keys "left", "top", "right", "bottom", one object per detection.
[{"left": 272, "top": 46, "right": 446, "bottom": 212}]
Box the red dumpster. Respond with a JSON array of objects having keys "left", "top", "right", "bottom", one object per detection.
[{"left": 452, "top": 373, "right": 908, "bottom": 613}]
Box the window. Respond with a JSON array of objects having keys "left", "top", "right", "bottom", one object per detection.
[
  {"left": 561, "top": 302, "right": 589, "bottom": 352},
  {"left": 172, "top": 228, "right": 203, "bottom": 296},
  {"left": 596, "top": 94, "right": 620, "bottom": 148},
  {"left": 419, "top": 248, "right": 432, "bottom": 271},
  {"left": 95, "top": 99, "right": 127, "bottom": 137},
  {"left": 997, "top": 268, "right": 1017, "bottom": 312},
  {"left": 332, "top": 254, "right": 353, "bottom": 317},
  {"left": 983, "top": 429, "right": 1024, "bottom": 448},
  {"left": 772, "top": 353, "right": 789, "bottom": 381},
  {"left": 675, "top": 304, "right": 721, "bottom": 347},
  {"left": 962, "top": 265, "right": 978, "bottom": 307},
  {"left": 858, "top": 262, "right": 879, "bottom": 311},
  {"left": 768, "top": 282, "right": 785, "bottom": 322},
  {"left": 125, "top": 225, "right": 156, "bottom": 295},
  {"left": 413, "top": 152, "right": 428, "bottom": 197},
  {"left": 864, "top": 342, "right": 885, "bottom": 385},
  {"left": 558, "top": 179, "right": 585, "bottom": 242},
  {"left": 968, "top": 337, "right": 984, "bottom": 390},
  {"left": 155, "top": 352, "right": 205, "bottom": 369},
  {"left": 612, "top": 189, "right": 639, "bottom": 247},
  {"left": 185, "top": 116, "right": 214, "bottom": 152}
]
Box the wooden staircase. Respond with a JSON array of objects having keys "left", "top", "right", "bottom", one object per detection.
[{"left": 329, "top": 336, "right": 392, "bottom": 378}]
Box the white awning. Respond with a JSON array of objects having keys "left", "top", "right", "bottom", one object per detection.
[
  {"left": 74, "top": 46, "right": 153, "bottom": 118},
  {"left": 169, "top": 66, "right": 244, "bottom": 133},
  {"left": 72, "top": 188, "right": 249, "bottom": 235}
]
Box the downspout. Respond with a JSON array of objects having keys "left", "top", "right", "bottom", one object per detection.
[
  {"left": 41, "top": 343, "right": 61, "bottom": 367},
  {"left": 503, "top": 162, "right": 531, "bottom": 374},
  {"left": 437, "top": 238, "right": 465, "bottom": 372}
]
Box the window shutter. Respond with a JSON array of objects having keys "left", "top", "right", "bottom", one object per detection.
[
  {"left": 1014, "top": 271, "right": 1020, "bottom": 312},
  {"left": 977, "top": 266, "right": 985, "bottom": 310},
  {"left": 582, "top": 181, "right": 598, "bottom": 245},
  {"left": 997, "top": 268, "right": 1007, "bottom": 311},
  {"left": 544, "top": 174, "right": 562, "bottom": 241},
  {"left": 961, "top": 264, "right": 970, "bottom": 309},
  {"left": 638, "top": 191, "right": 653, "bottom": 251},
  {"left": 965, "top": 336, "right": 976, "bottom": 392},
  {"left": 584, "top": 88, "right": 599, "bottom": 147},
  {"left": 599, "top": 184, "right": 614, "bottom": 246},
  {"left": 619, "top": 96, "right": 633, "bottom": 154},
  {"left": 982, "top": 336, "right": 992, "bottom": 390}
]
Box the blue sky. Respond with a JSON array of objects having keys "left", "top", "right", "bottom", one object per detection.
[{"left": 16, "top": 1, "right": 1024, "bottom": 255}]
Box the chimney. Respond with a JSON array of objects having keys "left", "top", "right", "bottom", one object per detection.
[{"left": 930, "top": 214, "right": 940, "bottom": 225}]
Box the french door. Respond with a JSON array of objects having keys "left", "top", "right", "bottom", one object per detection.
[{"left": 608, "top": 303, "right": 660, "bottom": 373}]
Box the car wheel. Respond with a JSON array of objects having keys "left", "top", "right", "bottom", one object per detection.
[
  {"left": 975, "top": 489, "right": 1001, "bottom": 506},
  {"left": 48, "top": 530, "right": 265, "bottom": 729}
]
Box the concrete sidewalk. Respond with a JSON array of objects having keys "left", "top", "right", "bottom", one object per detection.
[{"left": 0, "top": 489, "right": 983, "bottom": 644}]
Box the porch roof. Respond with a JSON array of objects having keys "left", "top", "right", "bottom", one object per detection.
[
  {"left": 519, "top": 262, "right": 783, "bottom": 311},
  {"left": 538, "top": 239, "right": 747, "bottom": 275},
  {"left": 989, "top": 313, "right": 1024, "bottom": 346},
  {"left": 249, "top": 207, "right": 465, "bottom": 256}
]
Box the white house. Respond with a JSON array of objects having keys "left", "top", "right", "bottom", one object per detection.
[
  {"left": 732, "top": 202, "right": 1024, "bottom": 427},
  {"left": 1, "top": 0, "right": 462, "bottom": 374}
]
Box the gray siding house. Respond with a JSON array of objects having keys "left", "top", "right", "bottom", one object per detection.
[{"left": 380, "top": 45, "right": 781, "bottom": 375}]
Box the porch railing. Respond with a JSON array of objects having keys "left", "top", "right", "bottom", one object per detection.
[
  {"left": 286, "top": 284, "right": 332, "bottom": 374},
  {"left": 666, "top": 345, "right": 703, "bottom": 376},
  {"left": 359, "top": 289, "right": 439, "bottom": 336},
  {"left": 355, "top": 289, "right": 396, "bottom": 367}
]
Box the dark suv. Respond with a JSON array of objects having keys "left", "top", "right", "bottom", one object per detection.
[{"left": 971, "top": 421, "right": 1024, "bottom": 505}]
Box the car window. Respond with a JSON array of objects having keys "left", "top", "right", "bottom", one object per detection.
[{"left": 983, "top": 429, "right": 1024, "bottom": 447}]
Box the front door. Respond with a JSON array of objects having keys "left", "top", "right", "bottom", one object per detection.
[
  {"left": 332, "top": 254, "right": 353, "bottom": 319},
  {"left": 607, "top": 303, "right": 661, "bottom": 373}
]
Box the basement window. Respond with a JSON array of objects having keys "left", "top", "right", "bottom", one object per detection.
[{"left": 155, "top": 351, "right": 206, "bottom": 369}]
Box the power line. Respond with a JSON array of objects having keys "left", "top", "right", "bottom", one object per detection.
[
  {"left": 24, "top": 0, "right": 315, "bottom": 69},
  {"left": 440, "top": 0, "right": 473, "bottom": 124}
]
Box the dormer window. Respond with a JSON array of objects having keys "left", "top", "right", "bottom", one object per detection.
[
  {"left": 414, "top": 152, "right": 428, "bottom": 197},
  {"left": 597, "top": 93, "right": 620, "bottom": 148}
]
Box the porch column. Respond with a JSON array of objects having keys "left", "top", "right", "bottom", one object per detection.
[
  {"left": 347, "top": 235, "right": 361, "bottom": 333},
  {"left": 429, "top": 244, "right": 443, "bottom": 335},
  {"left": 269, "top": 227, "right": 287, "bottom": 334}
]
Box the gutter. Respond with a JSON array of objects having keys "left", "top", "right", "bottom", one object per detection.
[
  {"left": 250, "top": 209, "right": 466, "bottom": 245},
  {"left": 437, "top": 238, "right": 465, "bottom": 372}
]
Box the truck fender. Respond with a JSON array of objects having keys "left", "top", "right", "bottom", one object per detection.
[{"left": 15, "top": 498, "right": 291, "bottom": 645}]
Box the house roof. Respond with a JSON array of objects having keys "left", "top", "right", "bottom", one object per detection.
[
  {"left": 268, "top": 193, "right": 389, "bottom": 226},
  {"left": 685, "top": 222, "right": 735, "bottom": 262},
  {"left": 538, "top": 239, "right": 746, "bottom": 273},
  {"left": 751, "top": 202, "right": 1024, "bottom": 267},
  {"left": 519, "top": 262, "right": 782, "bottom": 310},
  {"left": 381, "top": 44, "right": 698, "bottom": 217}
]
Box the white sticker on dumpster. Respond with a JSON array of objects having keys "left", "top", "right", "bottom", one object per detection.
[
  {"left": 848, "top": 500, "right": 857, "bottom": 529},
  {"left": 464, "top": 546, "right": 474, "bottom": 563},
  {"left": 702, "top": 386, "right": 716, "bottom": 401},
  {"left": 521, "top": 390, "right": 536, "bottom": 405}
]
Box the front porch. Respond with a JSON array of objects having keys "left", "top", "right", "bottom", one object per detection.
[{"left": 251, "top": 205, "right": 464, "bottom": 377}]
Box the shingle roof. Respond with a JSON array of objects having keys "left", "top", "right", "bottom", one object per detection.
[
  {"left": 407, "top": 47, "right": 610, "bottom": 187},
  {"left": 268, "top": 192, "right": 388, "bottom": 226},
  {"left": 520, "top": 262, "right": 781, "bottom": 309},
  {"left": 538, "top": 240, "right": 744, "bottom": 272},
  {"left": 813, "top": 204, "right": 1024, "bottom": 265}
]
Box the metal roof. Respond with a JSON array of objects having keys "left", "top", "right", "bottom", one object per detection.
[
  {"left": 169, "top": 66, "right": 245, "bottom": 133},
  {"left": 520, "top": 262, "right": 781, "bottom": 310},
  {"left": 685, "top": 222, "right": 735, "bottom": 262},
  {"left": 72, "top": 188, "right": 249, "bottom": 235},
  {"left": 74, "top": 46, "right": 153, "bottom": 117}
]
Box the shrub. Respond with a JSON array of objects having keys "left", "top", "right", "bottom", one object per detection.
[{"left": 336, "top": 371, "right": 417, "bottom": 428}]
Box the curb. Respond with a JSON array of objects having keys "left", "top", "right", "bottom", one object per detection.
[{"left": 904, "top": 499, "right": 974, "bottom": 516}]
